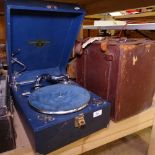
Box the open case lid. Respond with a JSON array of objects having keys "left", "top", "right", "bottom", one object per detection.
[{"left": 6, "top": 0, "right": 85, "bottom": 82}]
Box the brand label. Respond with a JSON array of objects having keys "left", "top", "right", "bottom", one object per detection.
[{"left": 93, "top": 110, "right": 102, "bottom": 118}]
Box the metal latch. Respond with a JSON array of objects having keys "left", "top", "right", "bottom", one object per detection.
[{"left": 75, "top": 114, "right": 86, "bottom": 128}]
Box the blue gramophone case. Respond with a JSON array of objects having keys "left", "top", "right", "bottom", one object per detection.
[{"left": 6, "top": 0, "right": 111, "bottom": 154}]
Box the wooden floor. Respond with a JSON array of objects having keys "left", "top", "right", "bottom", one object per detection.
[
  {"left": 83, "top": 128, "right": 151, "bottom": 155},
  {"left": 1, "top": 95, "right": 155, "bottom": 155},
  {"left": 1, "top": 128, "right": 151, "bottom": 155},
  {"left": 2, "top": 127, "right": 152, "bottom": 155},
  {"left": 1, "top": 105, "right": 155, "bottom": 155}
]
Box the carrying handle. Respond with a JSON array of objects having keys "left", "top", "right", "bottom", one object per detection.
[
  {"left": 74, "top": 37, "right": 113, "bottom": 61},
  {"left": 74, "top": 37, "right": 104, "bottom": 55},
  {"left": 100, "top": 39, "right": 113, "bottom": 61}
]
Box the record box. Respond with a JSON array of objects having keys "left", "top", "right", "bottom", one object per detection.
[
  {"left": 0, "top": 73, "right": 15, "bottom": 153},
  {"left": 5, "top": 0, "right": 111, "bottom": 154}
]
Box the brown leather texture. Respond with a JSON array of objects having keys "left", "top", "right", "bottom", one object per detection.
[{"left": 76, "top": 38, "right": 155, "bottom": 121}]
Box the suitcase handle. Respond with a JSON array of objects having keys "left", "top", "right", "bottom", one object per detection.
[
  {"left": 100, "top": 39, "right": 113, "bottom": 61},
  {"left": 74, "top": 37, "right": 104, "bottom": 55},
  {"left": 74, "top": 38, "right": 91, "bottom": 55},
  {"left": 104, "top": 54, "right": 113, "bottom": 61},
  {"left": 74, "top": 38, "right": 113, "bottom": 61}
]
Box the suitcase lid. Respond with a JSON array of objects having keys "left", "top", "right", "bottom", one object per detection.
[{"left": 6, "top": 0, "right": 85, "bottom": 83}]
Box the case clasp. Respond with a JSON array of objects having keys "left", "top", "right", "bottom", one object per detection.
[{"left": 75, "top": 114, "right": 86, "bottom": 128}]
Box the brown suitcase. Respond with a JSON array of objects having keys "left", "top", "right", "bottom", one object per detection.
[{"left": 76, "top": 38, "right": 155, "bottom": 121}]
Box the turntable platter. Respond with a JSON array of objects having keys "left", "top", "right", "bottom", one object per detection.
[{"left": 28, "top": 84, "right": 90, "bottom": 114}]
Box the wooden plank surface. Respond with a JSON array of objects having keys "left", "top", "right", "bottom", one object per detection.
[
  {"left": 148, "top": 117, "right": 155, "bottom": 155},
  {"left": 84, "top": 0, "right": 155, "bottom": 15},
  {"left": 2, "top": 106, "right": 155, "bottom": 155},
  {"left": 148, "top": 95, "right": 155, "bottom": 155},
  {"left": 115, "top": 11, "right": 155, "bottom": 22},
  {"left": 1, "top": 0, "right": 155, "bottom": 15},
  {"left": 83, "top": 23, "right": 155, "bottom": 30}
]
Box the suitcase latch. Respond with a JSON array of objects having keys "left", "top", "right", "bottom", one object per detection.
[
  {"left": 104, "top": 54, "right": 113, "bottom": 61},
  {"left": 75, "top": 114, "right": 86, "bottom": 128}
]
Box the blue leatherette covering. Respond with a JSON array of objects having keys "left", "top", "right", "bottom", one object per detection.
[{"left": 6, "top": 0, "right": 85, "bottom": 81}]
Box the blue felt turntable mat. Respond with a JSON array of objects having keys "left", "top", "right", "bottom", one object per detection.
[{"left": 28, "top": 84, "right": 90, "bottom": 114}]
